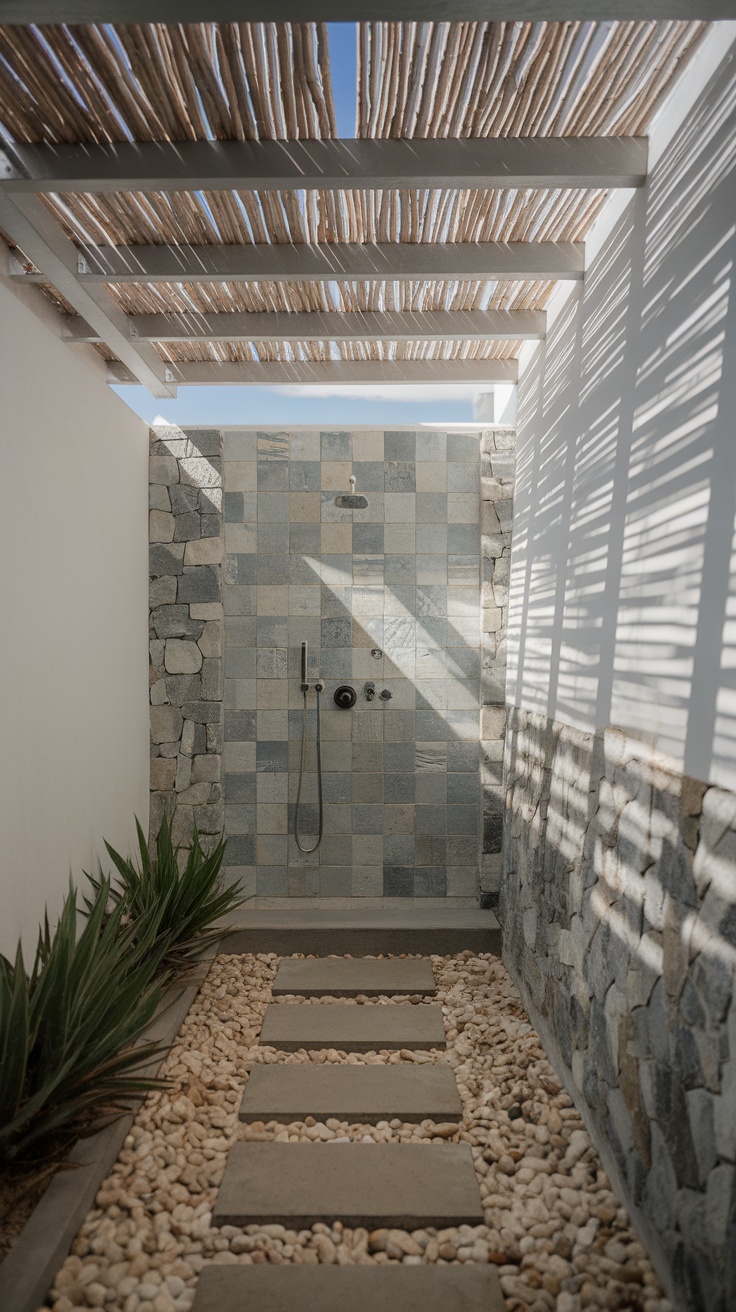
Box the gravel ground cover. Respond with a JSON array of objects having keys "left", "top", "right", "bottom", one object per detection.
[{"left": 41, "top": 952, "right": 671, "bottom": 1312}]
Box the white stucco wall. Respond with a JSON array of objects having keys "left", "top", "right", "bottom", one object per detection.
[
  {"left": 0, "top": 279, "right": 150, "bottom": 957},
  {"left": 508, "top": 38, "right": 736, "bottom": 788}
]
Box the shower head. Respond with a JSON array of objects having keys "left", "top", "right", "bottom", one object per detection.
[{"left": 335, "top": 472, "right": 368, "bottom": 510}]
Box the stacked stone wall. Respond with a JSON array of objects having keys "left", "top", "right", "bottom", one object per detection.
[
  {"left": 480, "top": 429, "right": 514, "bottom": 906},
  {"left": 501, "top": 707, "right": 736, "bottom": 1310},
  {"left": 148, "top": 428, "right": 224, "bottom": 850}
]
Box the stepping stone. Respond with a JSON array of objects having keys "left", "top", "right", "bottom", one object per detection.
[
  {"left": 213, "top": 1142, "right": 484, "bottom": 1228},
  {"left": 272, "top": 956, "right": 436, "bottom": 996},
  {"left": 240, "top": 1062, "right": 463, "bottom": 1123},
  {"left": 259, "top": 1002, "right": 446, "bottom": 1051},
  {"left": 191, "top": 1264, "right": 505, "bottom": 1312}
]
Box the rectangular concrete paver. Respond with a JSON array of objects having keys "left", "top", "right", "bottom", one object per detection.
[
  {"left": 191, "top": 1263, "right": 505, "bottom": 1312},
  {"left": 259, "top": 1002, "right": 446, "bottom": 1051},
  {"left": 222, "top": 906, "right": 501, "bottom": 956},
  {"left": 239, "top": 1062, "right": 463, "bottom": 1122},
  {"left": 272, "top": 956, "right": 436, "bottom": 996},
  {"left": 213, "top": 1142, "right": 484, "bottom": 1227}
]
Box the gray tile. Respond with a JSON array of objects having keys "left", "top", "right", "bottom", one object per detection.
[
  {"left": 447, "top": 806, "right": 479, "bottom": 834},
  {"left": 319, "top": 835, "right": 353, "bottom": 866},
  {"left": 356, "top": 772, "right": 383, "bottom": 803},
  {"left": 385, "top": 555, "right": 416, "bottom": 585},
  {"left": 416, "top": 774, "right": 447, "bottom": 806},
  {"left": 446, "top": 835, "right": 478, "bottom": 867},
  {"left": 353, "top": 805, "right": 384, "bottom": 834},
  {"left": 384, "top": 773, "right": 415, "bottom": 803},
  {"left": 416, "top": 834, "right": 445, "bottom": 866},
  {"left": 224, "top": 773, "right": 257, "bottom": 803},
  {"left": 256, "top": 867, "right": 288, "bottom": 896},
  {"left": 258, "top": 462, "right": 289, "bottom": 490},
  {"left": 416, "top": 431, "right": 446, "bottom": 461},
  {"left": 353, "top": 742, "right": 383, "bottom": 772},
  {"left": 225, "top": 710, "right": 256, "bottom": 741},
  {"left": 290, "top": 522, "right": 321, "bottom": 555},
  {"left": 258, "top": 493, "right": 289, "bottom": 522},
  {"left": 416, "top": 493, "right": 447, "bottom": 523},
  {"left": 257, "top": 834, "right": 288, "bottom": 865},
  {"left": 447, "top": 524, "right": 478, "bottom": 554},
  {"left": 321, "top": 430, "right": 352, "bottom": 461},
  {"left": 384, "top": 835, "right": 415, "bottom": 865},
  {"left": 288, "top": 869, "right": 320, "bottom": 897},
  {"left": 447, "top": 463, "right": 479, "bottom": 492},
  {"left": 257, "top": 741, "right": 289, "bottom": 772},
  {"left": 416, "top": 524, "right": 448, "bottom": 554},
  {"left": 353, "top": 461, "right": 385, "bottom": 491},
  {"left": 256, "top": 648, "right": 288, "bottom": 679},
  {"left": 446, "top": 648, "right": 481, "bottom": 677},
  {"left": 323, "top": 772, "right": 352, "bottom": 804},
  {"left": 320, "top": 649, "right": 353, "bottom": 679},
  {"left": 257, "top": 616, "right": 288, "bottom": 648},
  {"left": 322, "top": 616, "right": 352, "bottom": 648},
  {"left": 320, "top": 867, "right": 353, "bottom": 896},
  {"left": 290, "top": 461, "right": 321, "bottom": 491},
  {"left": 447, "top": 432, "right": 478, "bottom": 462},
  {"left": 257, "top": 554, "right": 289, "bottom": 584},
  {"left": 382, "top": 742, "right": 413, "bottom": 774},
  {"left": 227, "top": 834, "right": 256, "bottom": 865},
  {"left": 384, "top": 711, "right": 415, "bottom": 742},
  {"left": 417, "top": 585, "right": 447, "bottom": 617},
  {"left": 415, "top": 710, "right": 451, "bottom": 741},
  {"left": 224, "top": 492, "right": 244, "bottom": 522},
  {"left": 383, "top": 867, "right": 414, "bottom": 897},
  {"left": 225, "top": 648, "right": 256, "bottom": 679},
  {"left": 385, "top": 461, "right": 416, "bottom": 492},
  {"left": 447, "top": 741, "right": 480, "bottom": 771},
  {"left": 384, "top": 431, "right": 416, "bottom": 461},
  {"left": 416, "top": 805, "right": 447, "bottom": 834},
  {"left": 414, "top": 869, "right": 447, "bottom": 897},
  {"left": 447, "top": 773, "right": 479, "bottom": 805},
  {"left": 258, "top": 522, "right": 290, "bottom": 553},
  {"left": 353, "top": 522, "right": 384, "bottom": 554}
]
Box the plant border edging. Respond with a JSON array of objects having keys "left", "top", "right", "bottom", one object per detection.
[{"left": 0, "top": 978, "right": 202, "bottom": 1312}]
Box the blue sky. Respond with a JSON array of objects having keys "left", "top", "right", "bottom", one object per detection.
[{"left": 113, "top": 27, "right": 479, "bottom": 428}]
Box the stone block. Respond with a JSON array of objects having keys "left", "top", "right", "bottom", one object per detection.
[
  {"left": 176, "top": 781, "right": 212, "bottom": 807},
  {"left": 179, "top": 456, "right": 222, "bottom": 488},
  {"left": 165, "top": 639, "right": 203, "bottom": 674},
  {"left": 191, "top": 754, "right": 221, "bottom": 784},
  {"left": 260, "top": 1002, "right": 446, "bottom": 1052},
  {"left": 170, "top": 484, "right": 199, "bottom": 514},
  {"left": 150, "top": 455, "right": 179, "bottom": 485},
  {"left": 190, "top": 602, "right": 223, "bottom": 621},
  {"left": 185, "top": 535, "right": 223, "bottom": 565},
  {"left": 178, "top": 565, "right": 221, "bottom": 604},
  {"left": 150, "top": 757, "right": 176, "bottom": 791},
  {"left": 200, "top": 657, "right": 223, "bottom": 701},
  {"left": 198, "top": 621, "right": 222, "bottom": 658},
  {"left": 149, "top": 509, "right": 175, "bottom": 543},
  {"left": 240, "top": 1063, "right": 461, "bottom": 1123},
  {"left": 273, "top": 957, "right": 436, "bottom": 996},
  {"left": 175, "top": 753, "right": 192, "bottom": 793},
  {"left": 150, "top": 705, "right": 183, "bottom": 744},
  {"left": 165, "top": 674, "right": 201, "bottom": 706},
  {"left": 149, "top": 575, "right": 178, "bottom": 607},
  {"left": 194, "top": 801, "right": 224, "bottom": 834},
  {"left": 151, "top": 604, "right": 204, "bottom": 641},
  {"left": 482, "top": 705, "right": 506, "bottom": 740},
  {"left": 150, "top": 543, "right": 184, "bottom": 577},
  {"left": 173, "top": 512, "right": 201, "bottom": 542},
  {"left": 149, "top": 484, "right": 171, "bottom": 512}
]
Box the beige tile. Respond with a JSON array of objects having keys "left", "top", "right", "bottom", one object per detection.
[
  {"left": 321, "top": 522, "right": 352, "bottom": 553},
  {"left": 257, "top": 584, "right": 289, "bottom": 615},
  {"left": 225, "top": 460, "right": 257, "bottom": 491},
  {"left": 321, "top": 462, "right": 352, "bottom": 490},
  {"left": 384, "top": 523, "right": 415, "bottom": 554},
  {"left": 289, "top": 492, "right": 320, "bottom": 522},
  {"left": 416, "top": 461, "right": 447, "bottom": 492},
  {"left": 257, "top": 803, "right": 288, "bottom": 834},
  {"left": 352, "top": 431, "right": 385, "bottom": 461}
]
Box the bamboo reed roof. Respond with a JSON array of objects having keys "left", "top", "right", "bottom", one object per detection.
[{"left": 0, "top": 19, "right": 707, "bottom": 378}]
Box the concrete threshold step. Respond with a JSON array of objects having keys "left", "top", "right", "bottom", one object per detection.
[
  {"left": 240, "top": 1063, "right": 463, "bottom": 1123},
  {"left": 272, "top": 956, "right": 436, "bottom": 997},
  {"left": 222, "top": 906, "right": 500, "bottom": 956},
  {"left": 191, "top": 1264, "right": 505, "bottom": 1312},
  {"left": 259, "top": 1002, "right": 446, "bottom": 1052},
  {"left": 213, "top": 1142, "right": 484, "bottom": 1228}
]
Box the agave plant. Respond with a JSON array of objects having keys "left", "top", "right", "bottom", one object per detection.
[
  {"left": 89, "top": 816, "right": 247, "bottom": 979},
  {"left": 0, "top": 880, "right": 168, "bottom": 1163}
]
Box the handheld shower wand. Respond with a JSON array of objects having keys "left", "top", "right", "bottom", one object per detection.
[{"left": 295, "top": 642, "right": 324, "bottom": 853}]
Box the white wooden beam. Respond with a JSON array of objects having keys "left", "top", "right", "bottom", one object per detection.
[
  {"left": 0, "top": 136, "right": 648, "bottom": 194},
  {"left": 108, "top": 358, "right": 519, "bottom": 386},
  {"left": 63, "top": 306, "right": 546, "bottom": 343},
  {"left": 0, "top": 192, "right": 176, "bottom": 397},
  {"left": 11, "top": 240, "right": 583, "bottom": 285},
  {"left": 0, "top": 2, "right": 730, "bottom": 20}
]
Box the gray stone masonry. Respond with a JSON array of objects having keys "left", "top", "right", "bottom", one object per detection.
[
  {"left": 501, "top": 707, "right": 736, "bottom": 1312},
  {"left": 480, "top": 429, "right": 514, "bottom": 908},
  {"left": 149, "top": 427, "right": 224, "bottom": 851}
]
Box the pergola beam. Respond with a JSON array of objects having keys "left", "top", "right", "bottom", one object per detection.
[
  {"left": 10, "top": 240, "right": 584, "bottom": 285},
  {"left": 108, "top": 358, "right": 519, "bottom": 386},
  {"left": 0, "top": 2, "right": 730, "bottom": 20},
  {"left": 0, "top": 136, "right": 648, "bottom": 195},
  {"left": 64, "top": 307, "right": 546, "bottom": 344},
  {"left": 0, "top": 192, "right": 176, "bottom": 396}
]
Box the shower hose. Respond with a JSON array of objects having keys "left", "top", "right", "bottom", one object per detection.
[{"left": 294, "top": 682, "right": 324, "bottom": 853}]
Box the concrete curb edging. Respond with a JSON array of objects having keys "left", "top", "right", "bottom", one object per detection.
[{"left": 0, "top": 978, "right": 203, "bottom": 1312}]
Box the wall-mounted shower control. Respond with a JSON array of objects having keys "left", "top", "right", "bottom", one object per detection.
[
  {"left": 364, "top": 682, "right": 376, "bottom": 701},
  {"left": 380, "top": 688, "right": 393, "bottom": 701},
  {"left": 334, "top": 685, "right": 357, "bottom": 709}
]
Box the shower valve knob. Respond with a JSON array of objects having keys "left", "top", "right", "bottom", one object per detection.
[
  {"left": 380, "top": 688, "right": 393, "bottom": 701},
  {"left": 334, "top": 684, "right": 357, "bottom": 709}
]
